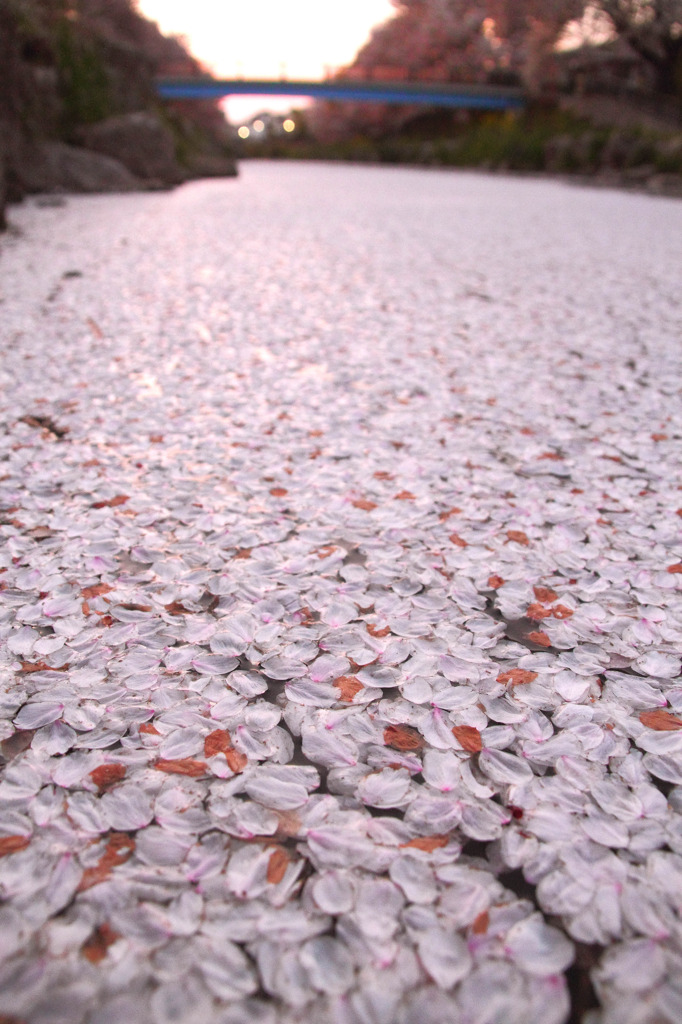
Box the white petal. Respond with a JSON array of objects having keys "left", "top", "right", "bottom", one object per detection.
[
  {"left": 479, "top": 748, "right": 533, "bottom": 785},
  {"left": 644, "top": 753, "right": 682, "bottom": 784},
  {"left": 417, "top": 928, "right": 472, "bottom": 988},
  {"left": 422, "top": 750, "right": 461, "bottom": 792},
  {"left": 198, "top": 940, "right": 258, "bottom": 1000},
  {"left": 151, "top": 977, "right": 212, "bottom": 1024},
  {"left": 300, "top": 935, "right": 354, "bottom": 993},
  {"left": 100, "top": 786, "right": 154, "bottom": 830},
  {"left": 460, "top": 800, "right": 510, "bottom": 841},
  {"left": 7, "top": 627, "right": 39, "bottom": 657},
  {"left": 634, "top": 651, "right": 680, "bottom": 679},
  {"left": 309, "top": 871, "right": 356, "bottom": 914},
  {"left": 244, "top": 773, "right": 311, "bottom": 810},
  {"left": 357, "top": 768, "right": 413, "bottom": 808},
  {"left": 594, "top": 938, "right": 666, "bottom": 993},
  {"left": 505, "top": 914, "right": 574, "bottom": 976},
  {"left": 389, "top": 854, "right": 438, "bottom": 904},
  {"left": 14, "top": 702, "right": 64, "bottom": 730}
]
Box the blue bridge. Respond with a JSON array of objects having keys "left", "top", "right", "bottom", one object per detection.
[{"left": 156, "top": 78, "right": 525, "bottom": 111}]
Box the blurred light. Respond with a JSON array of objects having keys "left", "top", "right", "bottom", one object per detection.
[
  {"left": 238, "top": 126, "right": 250, "bottom": 139},
  {"left": 253, "top": 119, "right": 265, "bottom": 132},
  {"left": 283, "top": 119, "right": 296, "bottom": 133}
]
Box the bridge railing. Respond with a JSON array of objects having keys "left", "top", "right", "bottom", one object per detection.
[{"left": 156, "top": 78, "right": 525, "bottom": 111}]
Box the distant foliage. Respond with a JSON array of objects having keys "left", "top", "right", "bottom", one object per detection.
[{"left": 310, "top": 0, "right": 584, "bottom": 140}]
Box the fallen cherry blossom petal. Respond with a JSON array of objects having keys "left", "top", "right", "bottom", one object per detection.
[
  {"left": 417, "top": 928, "right": 472, "bottom": 988},
  {"left": 2, "top": 159, "right": 681, "bottom": 1024}
]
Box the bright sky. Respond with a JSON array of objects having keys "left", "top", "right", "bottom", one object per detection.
[{"left": 137, "top": 0, "right": 396, "bottom": 123}]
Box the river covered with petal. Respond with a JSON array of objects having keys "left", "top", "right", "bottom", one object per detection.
[{"left": 1, "top": 162, "right": 681, "bottom": 1024}]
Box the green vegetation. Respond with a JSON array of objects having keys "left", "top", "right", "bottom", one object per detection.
[
  {"left": 56, "top": 19, "right": 112, "bottom": 130},
  {"left": 440, "top": 110, "right": 576, "bottom": 171}
]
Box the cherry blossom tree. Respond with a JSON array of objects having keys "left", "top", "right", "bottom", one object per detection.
[
  {"left": 335, "top": 0, "right": 586, "bottom": 95},
  {"left": 591, "top": 0, "right": 682, "bottom": 94},
  {"left": 310, "top": 0, "right": 584, "bottom": 138}
]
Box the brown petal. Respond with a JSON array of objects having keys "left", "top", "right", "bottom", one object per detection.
[
  {"left": 384, "top": 724, "right": 424, "bottom": 752},
  {"left": 0, "top": 835, "right": 30, "bottom": 858},
  {"left": 155, "top": 758, "right": 208, "bottom": 777},
  {"left": 20, "top": 660, "right": 69, "bottom": 673},
  {"left": 204, "top": 729, "right": 233, "bottom": 758},
  {"left": 81, "top": 923, "right": 121, "bottom": 964},
  {"left": 81, "top": 583, "right": 114, "bottom": 599},
  {"left": 315, "top": 545, "right": 338, "bottom": 559},
  {"left": 334, "top": 675, "right": 364, "bottom": 702},
  {"left": 164, "top": 600, "right": 190, "bottom": 616},
  {"left": 89, "top": 764, "right": 126, "bottom": 792},
  {"left": 506, "top": 530, "right": 529, "bottom": 545},
  {"left": 639, "top": 710, "right": 682, "bottom": 731},
  {"left": 471, "top": 910, "right": 489, "bottom": 935},
  {"left": 497, "top": 669, "right": 538, "bottom": 686},
  {"left": 452, "top": 725, "right": 482, "bottom": 753},
  {"left": 266, "top": 846, "right": 290, "bottom": 884},
  {"left": 225, "top": 748, "right": 248, "bottom": 773},
  {"left": 78, "top": 834, "right": 135, "bottom": 891},
  {"left": 400, "top": 835, "right": 450, "bottom": 852},
  {"left": 525, "top": 630, "right": 551, "bottom": 647},
  {"left": 91, "top": 495, "right": 129, "bottom": 509},
  {"left": 526, "top": 602, "right": 551, "bottom": 621}
]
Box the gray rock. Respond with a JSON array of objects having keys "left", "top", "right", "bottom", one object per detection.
[
  {"left": 77, "top": 112, "right": 185, "bottom": 185},
  {"left": 647, "top": 172, "right": 682, "bottom": 197},
  {"left": 654, "top": 135, "right": 682, "bottom": 174},
  {"left": 622, "top": 163, "right": 656, "bottom": 182},
  {"left": 18, "top": 142, "right": 140, "bottom": 195}
]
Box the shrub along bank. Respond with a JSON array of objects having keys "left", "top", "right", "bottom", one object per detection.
[{"left": 240, "top": 105, "right": 682, "bottom": 197}]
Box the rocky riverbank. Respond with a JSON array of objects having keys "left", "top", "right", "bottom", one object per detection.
[{"left": 0, "top": 0, "right": 236, "bottom": 231}]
